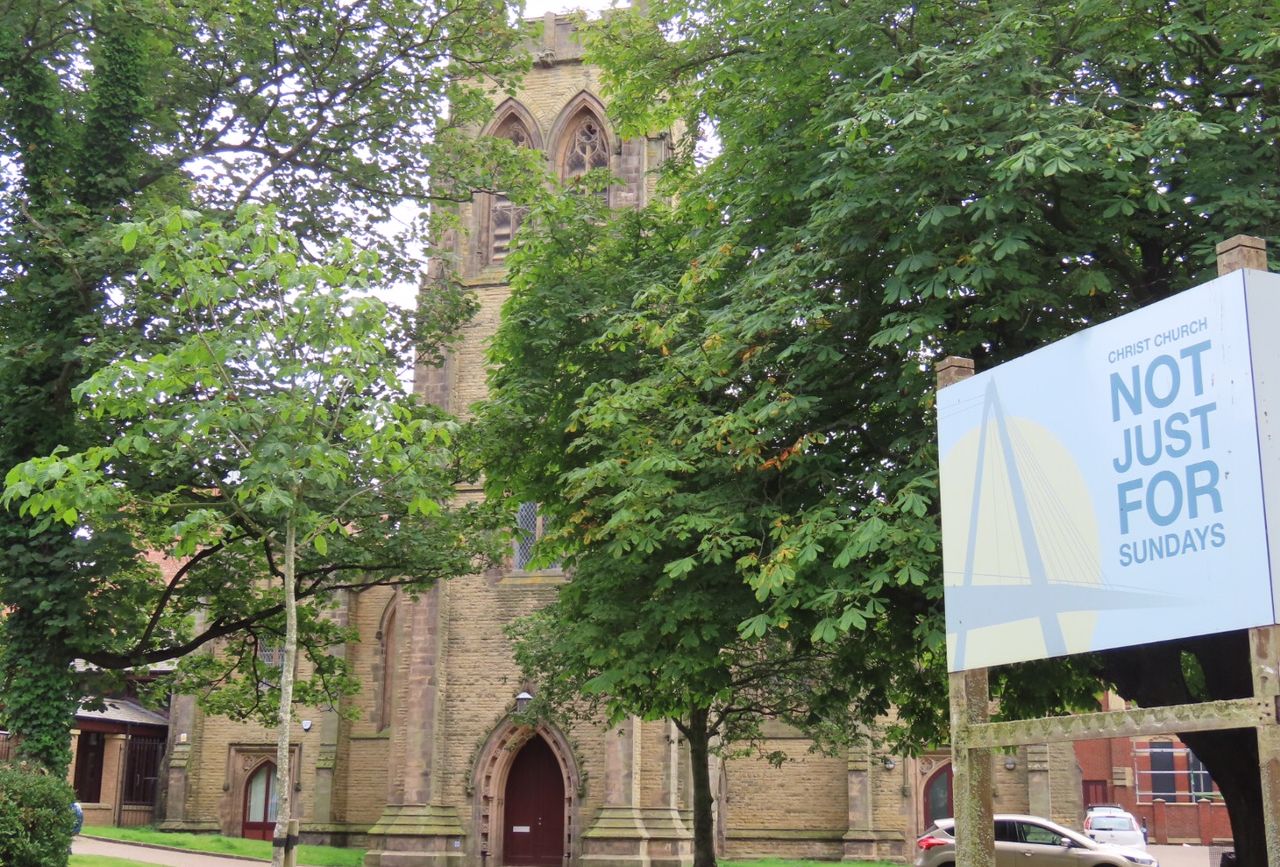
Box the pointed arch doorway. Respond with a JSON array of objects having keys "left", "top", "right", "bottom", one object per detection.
[
  {"left": 242, "top": 760, "right": 278, "bottom": 840},
  {"left": 923, "top": 763, "right": 954, "bottom": 827},
  {"left": 503, "top": 736, "right": 565, "bottom": 866}
]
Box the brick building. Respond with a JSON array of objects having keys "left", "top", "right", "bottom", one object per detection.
[
  {"left": 1073, "top": 693, "right": 1231, "bottom": 846},
  {"left": 157, "top": 14, "right": 1132, "bottom": 866}
]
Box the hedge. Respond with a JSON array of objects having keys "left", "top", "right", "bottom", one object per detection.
[{"left": 0, "top": 763, "right": 76, "bottom": 867}]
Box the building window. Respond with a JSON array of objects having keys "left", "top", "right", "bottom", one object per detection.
[
  {"left": 1148, "top": 741, "right": 1177, "bottom": 802},
  {"left": 489, "top": 115, "right": 533, "bottom": 265},
  {"left": 256, "top": 641, "right": 284, "bottom": 690},
  {"left": 1189, "top": 751, "right": 1214, "bottom": 798},
  {"left": 513, "top": 501, "right": 559, "bottom": 572},
  {"left": 561, "top": 113, "right": 609, "bottom": 178},
  {"left": 257, "top": 643, "right": 284, "bottom": 669},
  {"left": 558, "top": 110, "right": 611, "bottom": 204}
]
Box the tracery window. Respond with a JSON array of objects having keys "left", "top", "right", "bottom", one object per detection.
[
  {"left": 559, "top": 112, "right": 610, "bottom": 191},
  {"left": 489, "top": 115, "right": 533, "bottom": 265}
]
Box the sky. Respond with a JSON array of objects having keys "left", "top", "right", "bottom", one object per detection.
[{"left": 524, "top": 0, "right": 616, "bottom": 16}]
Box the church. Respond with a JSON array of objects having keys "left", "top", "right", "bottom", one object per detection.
[{"left": 147, "top": 12, "right": 1216, "bottom": 866}]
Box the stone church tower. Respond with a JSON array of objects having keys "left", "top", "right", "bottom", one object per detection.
[
  {"left": 362, "top": 20, "right": 686, "bottom": 866},
  {"left": 157, "top": 14, "right": 1082, "bottom": 867}
]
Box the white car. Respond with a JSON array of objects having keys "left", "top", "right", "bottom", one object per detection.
[{"left": 1085, "top": 805, "right": 1147, "bottom": 850}]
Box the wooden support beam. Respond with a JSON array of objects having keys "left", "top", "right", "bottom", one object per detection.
[
  {"left": 964, "top": 696, "right": 1274, "bottom": 748},
  {"left": 949, "top": 669, "right": 993, "bottom": 867},
  {"left": 1216, "top": 235, "right": 1268, "bottom": 275},
  {"left": 937, "top": 356, "right": 992, "bottom": 867},
  {"left": 1251, "top": 625, "right": 1280, "bottom": 866}
]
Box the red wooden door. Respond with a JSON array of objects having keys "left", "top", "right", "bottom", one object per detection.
[
  {"left": 924, "top": 764, "right": 954, "bottom": 826},
  {"left": 1082, "top": 779, "right": 1109, "bottom": 809},
  {"left": 503, "top": 737, "right": 564, "bottom": 867},
  {"left": 242, "top": 762, "right": 277, "bottom": 840}
]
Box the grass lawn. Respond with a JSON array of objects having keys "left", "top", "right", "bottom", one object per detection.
[
  {"left": 721, "top": 855, "right": 901, "bottom": 860},
  {"left": 71, "top": 857, "right": 161, "bottom": 867},
  {"left": 82, "top": 826, "right": 365, "bottom": 867},
  {"left": 75, "top": 834, "right": 893, "bottom": 867}
]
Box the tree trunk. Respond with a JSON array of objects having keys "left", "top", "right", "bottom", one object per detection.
[
  {"left": 1181, "top": 729, "right": 1262, "bottom": 867},
  {"left": 272, "top": 519, "right": 299, "bottom": 867},
  {"left": 1099, "top": 631, "right": 1264, "bottom": 866},
  {"left": 685, "top": 708, "right": 716, "bottom": 867}
]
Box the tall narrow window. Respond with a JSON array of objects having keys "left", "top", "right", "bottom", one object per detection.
[
  {"left": 378, "top": 605, "right": 399, "bottom": 732},
  {"left": 1148, "top": 741, "right": 1177, "bottom": 802},
  {"left": 490, "top": 115, "right": 533, "bottom": 264},
  {"left": 514, "top": 501, "right": 541, "bottom": 571},
  {"left": 559, "top": 112, "right": 609, "bottom": 183},
  {"left": 1189, "top": 751, "right": 1213, "bottom": 798},
  {"left": 513, "top": 502, "right": 559, "bottom": 572}
]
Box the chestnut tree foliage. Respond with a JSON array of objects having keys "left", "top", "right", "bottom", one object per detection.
[
  {"left": 486, "top": 0, "right": 1280, "bottom": 864},
  {"left": 0, "top": 0, "right": 527, "bottom": 772},
  {"left": 485, "top": 190, "right": 895, "bottom": 867}
]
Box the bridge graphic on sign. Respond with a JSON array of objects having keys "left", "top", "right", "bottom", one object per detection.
[{"left": 943, "top": 379, "right": 1177, "bottom": 671}]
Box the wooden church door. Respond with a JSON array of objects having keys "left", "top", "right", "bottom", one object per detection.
[
  {"left": 242, "top": 761, "right": 278, "bottom": 840},
  {"left": 924, "top": 763, "right": 954, "bottom": 827},
  {"left": 503, "top": 736, "right": 565, "bottom": 866}
]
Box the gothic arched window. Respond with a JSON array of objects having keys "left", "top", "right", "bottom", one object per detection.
[
  {"left": 559, "top": 111, "right": 610, "bottom": 182},
  {"left": 489, "top": 114, "right": 534, "bottom": 265}
]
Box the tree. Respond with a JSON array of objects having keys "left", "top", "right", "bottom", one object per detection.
[
  {"left": 530, "top": 0, "right": 1276, "bottom": 862},
  {"left": 5, "top": 206, "right": 502, "bottom": 866},
  {"left": 482, "top": 187, "right": 938, "bottom": 867},
  {"left": 0, "top": 0, "right": 528, "bottom": 772}
]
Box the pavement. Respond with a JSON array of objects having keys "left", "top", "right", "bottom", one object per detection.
[
  {"left": 1148, "top": 844, "right": 1217, "bottom": 867},
  {"left": 74, "top": 835, "right": 266, "bottom": 866}
]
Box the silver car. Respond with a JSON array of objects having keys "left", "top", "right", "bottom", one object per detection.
[{"left": 914, "top": 813, "right": 1159, "bottom": 867}]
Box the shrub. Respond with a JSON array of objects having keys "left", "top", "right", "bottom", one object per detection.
[{"left": 0, "top": 763, "right": 76, "bottom": 867}]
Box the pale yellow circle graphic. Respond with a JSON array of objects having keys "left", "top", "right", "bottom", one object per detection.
[{"left": 941, "top": 416, "right": 1101, "bottom": 667}]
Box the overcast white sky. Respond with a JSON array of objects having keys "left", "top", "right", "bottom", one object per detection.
[{"left": 524, "top": 0, "right": 616, "bottom": 15}]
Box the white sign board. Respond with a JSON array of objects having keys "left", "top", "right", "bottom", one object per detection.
[{"left": 937, "top": 269, "right": 1280, "bottom": 671}]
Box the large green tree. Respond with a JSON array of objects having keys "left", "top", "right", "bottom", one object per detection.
[
  {"left": 496, "top": 0, "right": 1279, "bottom": 863},
  {"left": 0, "top": 0, "right": 527, "bottom": 771},
  {"left": 6, "top": 208, "right": 503, "bottom": 865},
  {"left": 483, "top": 185, "right": 957, "bottom": 867}
]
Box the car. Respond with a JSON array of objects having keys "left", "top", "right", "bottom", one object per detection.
[
  {"left": 914, "top": 813, "right": 1159, "bottom": 867},
  {"left": 1085, "top": 805, "right": 1147, "bottom": 850}
]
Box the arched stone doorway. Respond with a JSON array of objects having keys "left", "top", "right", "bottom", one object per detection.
[
  {"left": 471, "top": 721, "right": 580, "bottom": 867},
  {"left": 923, "top": 763, "right": 954, "bottom": 827}
]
